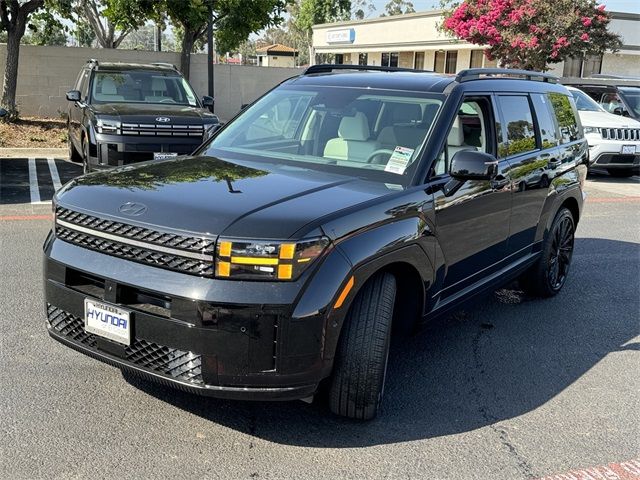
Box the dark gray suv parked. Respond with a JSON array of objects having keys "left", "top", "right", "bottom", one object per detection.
[{"left": 66, "top": 60, "right": 220, "bottom": 172}]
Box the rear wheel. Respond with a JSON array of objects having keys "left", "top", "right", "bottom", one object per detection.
[
  {"left": 520, "top": 208, "right": 575, "bottom": 297},
  {"left": 607, "top": 169, "right": 635, "bottom": 178},
  {"left": 329, "top": 272, "right": 396, "bottom": 420}
]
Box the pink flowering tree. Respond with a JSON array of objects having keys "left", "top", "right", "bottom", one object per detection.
[{"left": 441, "top": 0, "right": 622, "bottom": 71}]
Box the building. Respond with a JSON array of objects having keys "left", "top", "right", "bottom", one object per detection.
[
  {"left": 311, "top": 10, "right": 640, "bottom": 77},
  {"left": 256, "top": 44, "right": 299, "bottom": 68}
]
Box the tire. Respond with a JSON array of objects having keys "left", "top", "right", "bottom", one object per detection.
[
  {"left": 607, "top": 169, "right": 635, "bottom": 178},
  {"left": 68, "top": 130, "right": 82, "bottom": 163},
  {"left": 520, "top": 207, "right": 575, "bottom": 298},
  {"left": 81, "top": 137, "right": 90, "bottom": 174},
  {"left": 329, "top": 272, "right": 396, "bottom": 420}
]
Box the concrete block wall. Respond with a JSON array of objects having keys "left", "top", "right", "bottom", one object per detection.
[{"left": 0, "top": 44, "right": 301, "bottom": 121}]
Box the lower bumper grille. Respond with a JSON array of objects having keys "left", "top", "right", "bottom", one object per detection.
[
  {"left": 594, "top": 153, "right": 639, "bottom": 165},
  {"left": 47, "top": 304, "right": 203, "bottom": 385}
]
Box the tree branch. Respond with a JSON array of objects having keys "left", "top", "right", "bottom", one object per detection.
[{"left": 0, "top": 1, "right": 11, "bottom": 30}]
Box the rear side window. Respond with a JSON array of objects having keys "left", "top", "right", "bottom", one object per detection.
[
  {"left": 496, "top": 95, "right": 536, "bottom": 158},
  {"left": 531, "top": 94, "right": 557, "bottom": 149},
  {"left": 548, "top": 93, "right": 580, "bottom": 143}
]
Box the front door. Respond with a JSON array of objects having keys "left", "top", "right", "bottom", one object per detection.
[{"left": 429, "top": 96, "right": 512, "bottom": 300}]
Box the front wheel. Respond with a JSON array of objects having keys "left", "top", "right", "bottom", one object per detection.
[
  {"left": 520, "top": 208, "right": 575, "bottom": 297},
  {"left": 329, "top": 272, "right": 396, "bottom": 420}
]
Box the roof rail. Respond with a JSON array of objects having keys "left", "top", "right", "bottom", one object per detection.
[
  {"left": 304, "top": 64, "right": 424, "bottom": 75},
  {"left": 456, "top": 68, "right": 558, "bottom": 84},
  {"left": 151, "top": 62, "right": 178, "bottom": 70},
  {"left": 86, "top": 58, "right": 99, "bottom": 66}
]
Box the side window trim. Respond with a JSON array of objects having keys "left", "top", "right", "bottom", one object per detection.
[{"left": 495, "top": 93, "right": 540, "bottom": 160}]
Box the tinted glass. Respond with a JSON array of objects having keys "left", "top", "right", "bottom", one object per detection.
[
  {"left": 434, "top": 51, "right": 445, "bottom": 73},
  {"left": 358, "top": 53, "right": 368, "bottom": 66},
  {"left": 91, "top": 71, "right": 199, "bottom": 106},
  {"left": 204, "top": 86, "right": 443, "bottom": 183},
  {"left": 445, "top": 51, "right": 458, "bottom": 74},
  {"left": 497, "top": 95, "right": 536, "bottom": 158},
  {"left": 620, "top": 88, "right": 640, "bottom": 117},
  {"left": 548, "top": 93, "right": 580, "bottom": 143},
  {"left": 531, "top": 94, "right": 557, "bottom": 149},
  {"left": 570, "top": 89, "right": 604, "bottom": 112},
  {"left": 470, "top": 50, "right": 483, "bottom": 68}
]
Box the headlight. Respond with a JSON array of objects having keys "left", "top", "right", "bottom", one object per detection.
[
  {"left": 583, "top": 126, "right": 601, "bottom": 136},
  {"left": 96, "top": 119, "right": 121, "bottom": 134},
  {"left": 215, "top": 237, "right": 330, "bottom": 280}
]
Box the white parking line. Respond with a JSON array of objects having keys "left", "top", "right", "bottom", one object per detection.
[
  {"left": 28, "top": 158, "right": 41, "bottom": 203},
  {"left": 47, "top": 157, "right": 62, "bottom": 192}
]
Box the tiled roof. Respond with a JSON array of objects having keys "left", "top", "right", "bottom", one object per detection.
[{"left": 256, "top": 43, "right": 298, "bottom": 54}]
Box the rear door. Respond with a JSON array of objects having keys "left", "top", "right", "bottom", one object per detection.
[
  {"left": 498, "top": 93, "right": 559, "bottom": 258},
  {"left": 430, "top": 95, "right": 512, "bottom": 300}
]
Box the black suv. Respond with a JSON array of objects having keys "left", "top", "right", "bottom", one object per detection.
[
  {"left": 563, "top": 77, "right": 640, "bottom": 121},
  {"left": 66, "top": 60, "right": 220, "bottom": 172},
  {"left": 45, "top": 66, "right": 587, "bottom": 420}
]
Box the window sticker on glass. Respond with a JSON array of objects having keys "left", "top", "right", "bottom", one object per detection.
[{"left": 384, "top": 146, "right": 414, "bottom": 174}]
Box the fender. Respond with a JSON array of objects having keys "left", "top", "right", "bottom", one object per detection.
[{"left": 292, "top": 216, "right": 435, "bottom": 363}]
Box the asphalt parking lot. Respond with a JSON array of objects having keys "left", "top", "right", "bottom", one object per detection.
[{"left": 0, "top": 157, "right": 638, "bottom": 480}]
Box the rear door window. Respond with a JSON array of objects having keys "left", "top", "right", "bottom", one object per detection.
[
  {"left": 496, "top": 95, "right": 537, "bottom": 158},
  {"left": 531, "top": 94, "right": 558, "bottom": 150}
]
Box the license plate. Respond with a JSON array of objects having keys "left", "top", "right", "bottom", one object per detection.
[
  {"left": 621, "top": 145, "right": 635, "bottom": 155},
  {"left": 84, "top": 299, "right": 131, "bottom": 346},
  {"left": 154, "top": 152, "right": 178, "bottom": 160}
]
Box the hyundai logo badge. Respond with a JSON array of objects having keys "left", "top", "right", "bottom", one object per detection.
[
  {"left": 156, "top": 117, "right": 171, "bottom": 123},
  {"left": 118, "top": 202, "right": 147, "bottom": 216}
]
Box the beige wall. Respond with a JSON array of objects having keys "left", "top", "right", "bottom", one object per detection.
[{"left": 0, "top": 44, "right": 301, "bottom": 121}]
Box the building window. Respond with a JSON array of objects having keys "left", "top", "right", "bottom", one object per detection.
[
  {"left": 563, "top": 55, "right": 602, "bottom": 78},
  {"left": 335, "top": 54, "right": 344, "bottom": 65},
  {"left": 445, "top": 51, "right": 458, "bottom": 74},
  {"left": 381, "top": 52, "right": 399, "bottom": 67},
  {"left": 359, "top": 53, "right": 368, "bottom": 66},
  {"left": 414, "top": 52, "right": 425, "bottom": 70},
  {"left": 470, "top": 50, "right": 484, "bottom": 68},
  {"left": 434, "top": 51, "right": 446, "bottom": 73}
]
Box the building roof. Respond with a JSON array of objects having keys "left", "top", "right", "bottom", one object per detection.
[{"left": 256, "top": 44, "right": 298, "bottom": 54}]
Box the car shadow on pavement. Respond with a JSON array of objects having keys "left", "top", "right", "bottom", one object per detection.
[{"left": 123, "top": 237, "right": 640, "bottom": 448}]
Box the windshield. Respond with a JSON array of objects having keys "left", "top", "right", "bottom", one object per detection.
[
  {"left": 619, "top": 88, "right": 640, "bottom": 117},
  {"left": 202, "top": 85, "right": 443, "bottom": 182},
  {"left": 91, "top": 71, "right": 199, "bottom": 106},
  {"left": 570, "top": 89, "right": 605, "bottom": 112}
]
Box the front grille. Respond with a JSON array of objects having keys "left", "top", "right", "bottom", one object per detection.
[
  {"left": 47, "top": 304, "right": 203, "bottom": 385},
  {"left": 121, "top": 123, "right": 204, "bottom": 137},
  {"left": 55, "top": 207, "right": 215, "bottom": 277},
  {"left": 601, "top": 128, "right": 640, "bottom": 141}
]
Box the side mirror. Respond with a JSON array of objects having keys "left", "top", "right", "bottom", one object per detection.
[
  {"left": 66, "top": 90, "right": 81, "bottom": 102},
  {"left": 202, "top": 122, "right": 224, "bottom": 142},
  {"left": 0, "top": 107, "right": 7, "bottom": 118},
  {"left": 612, "top": 106, "right": 624, "bottom": 116},
  {"left": 240, "top": 103, "right": 250, "bottom": 110},
  {"left": 202, "top": 95, "right": 214, "bottom": 110},
  {"left": 450, "top": 150, "right": 498, "bottom": 181}
]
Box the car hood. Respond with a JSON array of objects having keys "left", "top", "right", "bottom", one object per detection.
[
  {"left": 91, "top": 103, "right": 218, "bottom": 124},
  {"left": 56, "top": 156, "right": 396, "bottom": 239},
  {"left": 578, "top": 110, "right": 640, "bottom": 128}
]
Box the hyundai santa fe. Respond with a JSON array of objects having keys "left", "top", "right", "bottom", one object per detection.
[{"left": 45, "top": 66, "right": 588, "bottom": 420}]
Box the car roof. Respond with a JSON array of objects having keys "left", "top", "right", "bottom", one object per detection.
[
  {"left": 92, "top": 62, "right": 179, "bottom": 73},
  {"left": 283, "top": 70, "right": 571, "bottom": 95}
]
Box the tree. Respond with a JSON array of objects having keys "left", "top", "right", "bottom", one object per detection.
[
  {"left": 23, "top": 12, "right": 67, "bottom": 45},
  {"left": 73, "top": 18, "right": 95, "bottom": 47},
  {"left": 0, "top": 0, "right": 45, "bottom": 119},
  {"left": 441, "top": 0, "right": 622, "bottom": 71},
  {"left": 352, "top": 0, "right": 375, "bottom": 20},
  {"left": 381, "top": 0, "right": 414, "bottom": 16},
  {"left": 293, "top": 0, "right": 351, "bottom": 64},
  {"left": 50, "top": 0, "right": 150, "bottom": 48}
]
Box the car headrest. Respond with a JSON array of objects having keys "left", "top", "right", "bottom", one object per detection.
[
  {"left": 101, "top": 77, "right": 118, "bottom": 95},
  {"left": 338, "top": 112, "right": 370, "bottom": 141},
  {"left": 151, "top": 77, "right": 167, "bottom": 92},
  {"left": 392, "top": 103, "right": 421, "bottom": 123},
  {"left": 447, "top": 117, "right": 465, "bottom": 147}
]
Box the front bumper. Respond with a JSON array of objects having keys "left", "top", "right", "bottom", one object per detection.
[
  {"left": 90, "top": 133, "right": 204, "bottom": 169},
  {"left": 44, "top": 234, "right": 338, "bottom": 401},
  {"left": 587, "top": 137, "right": 640, "bottom": 171}
]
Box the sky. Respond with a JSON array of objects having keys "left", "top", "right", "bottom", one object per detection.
[{"left": 368, "top": 0, "right": 640, "bottom": 15}]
